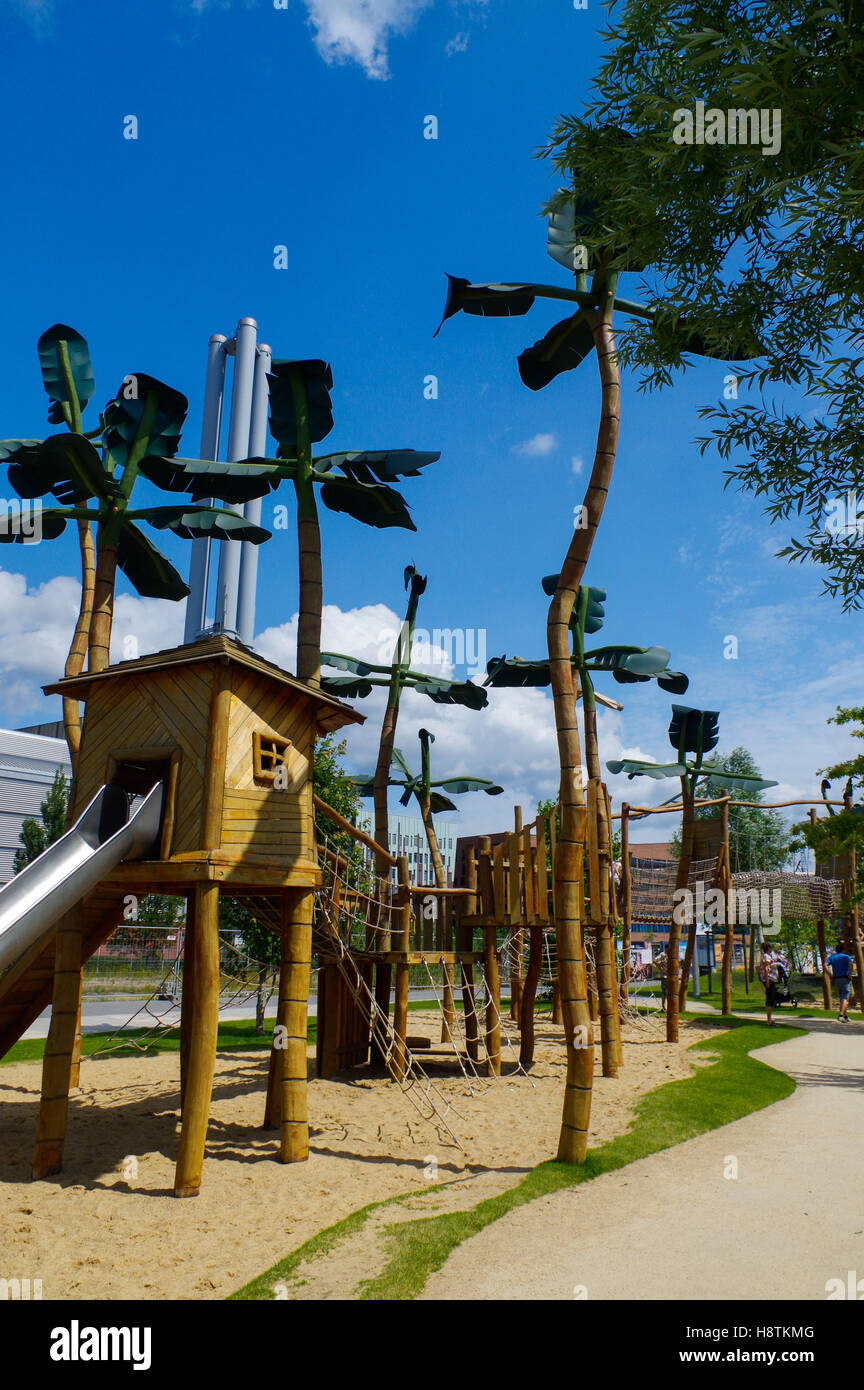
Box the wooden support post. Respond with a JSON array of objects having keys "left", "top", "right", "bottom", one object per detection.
[
  {"left": 483, "top": 927, "right": 501, "bottom": 1076},
  {"left": 719, "top": 797, "right": 734, "bottom": 1015},
  {"left": 370, "top": 872, "right": 392, "bottom": 1066},
  {"left": 588, "top": 781, "right": 619, "bottom": 1076},
  {"left": 849, "top": 847, "right": 864, "bottom": 1020},
  {"left": 620, "top": 804, "right": 632, "bottom": 1006},
  {"left": 440, "top": 897, "right": 456, "bottom": 1044},
  {"left": 808, "top": 810, "right": 837, "bottom": 1010},
  {"left": 459, "top": 849, "right": 480, "bottom": 1063},
  {"left": 392, "top": 855, "right": 411, "bottom": 1080},
  {"left": 519, "top": 923, "right": 543, "bottom": 1066},
  {"left": 508, "top": 808, "right": 523, "bottom": 1020},
  {"left": 277, "top": 887, "right": 314, "bottom": 1164},
  {"left": 174, "top": 881, "right": 220, "bottom": 1197},
  {"left": 477, "top": 837, "right": 495, "bottom": 918},
  {"left": 32, "top": 912, "right": 85, "bottom": 1180}
]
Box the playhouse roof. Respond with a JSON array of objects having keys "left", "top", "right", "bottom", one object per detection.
[{"left": 44, "top": 635, "right": 365, "bottom": 736}]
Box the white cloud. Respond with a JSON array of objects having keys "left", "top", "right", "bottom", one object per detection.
[
  {"left": 571, "top": 454, "right": 585, "bottom": 476},
  {"left": 0, "top": 569, "right": 185, "bottom": 723},
  {"left": 513, "top": 432, "right": 558, "bottom": 458},
  {"left": 302, "top": 0, "right": 434, "bottom": 80},
  {"left": 257, "top": 601, "right": 559, "bottom": 835},
  {"left": 445, "top": 30, "right": 469, "bottom": 54}
]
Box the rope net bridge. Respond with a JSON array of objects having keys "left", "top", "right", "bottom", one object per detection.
[{"left": 628, "top": 857, "right": 847, "bottom": 924}]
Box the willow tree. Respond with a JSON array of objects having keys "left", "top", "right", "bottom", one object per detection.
[
  {"left": 608, "top": 706, "right": 776, "bottom": 1039},
  {"left": 0, "top": 325, "right": 268, "bottom": 753},
  {"left": 486, "top": 578, "right": 688, "bottom": 1072},
  {"left": 437, "top": 167, "right": 753, "bottom": 1157},
  {"left": 140, "top": 360, "right": 439, "bottom": 683}
]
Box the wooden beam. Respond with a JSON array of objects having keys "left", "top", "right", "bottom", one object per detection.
[{"left": 32, "top": 911, "right": 85, "bottom": 1180}]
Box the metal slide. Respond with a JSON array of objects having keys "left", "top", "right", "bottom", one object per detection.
[{"left": 0, "top": 781, "right": 164, "bottom": 983}]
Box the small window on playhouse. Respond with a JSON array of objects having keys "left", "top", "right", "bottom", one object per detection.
[{"left": 253, "top": 732, "right": 291, "bottom": 783}]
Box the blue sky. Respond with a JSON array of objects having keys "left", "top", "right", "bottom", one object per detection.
[{"left": 2, "top": 0, "right": 860, "bottom": 841}]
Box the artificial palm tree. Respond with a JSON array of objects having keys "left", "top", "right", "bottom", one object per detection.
[
  {"left": 437, "top": 172, "right": 760, "bottom": 1159},
  {"left": 486, "top": 578, "right": 689, "bottom": 1070},
  {"left": 0, "top": 325, "right": 269, "bottom": 761},
  {"left": 322, "top": 566, "right": 487, "bottom": 1042},
  {"left": 139, "top": 360, "right": 439, "bottom": 684},
  {"left": 353, "top": 728, "right": 503, "bottom": 886},
  {"left": 320, "top": 565, "right": 488, "bottom": 866},
  {"left": 608, "top": 706, "right": 776, "bottom": 1039}
]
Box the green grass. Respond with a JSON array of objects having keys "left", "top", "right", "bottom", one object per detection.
[
  {"left": 0, "top": 1016, "right": 318, "bottom": 1067},
  {"left": 681, "top": 968, "right": 853, "bottom": 1020},
  {"left": 231, "top": 1017, "right": 805, "bottom": 1302}
]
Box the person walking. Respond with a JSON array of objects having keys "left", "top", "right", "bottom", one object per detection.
[
  {"left": 827, "top": 941, "right": 854, "bottom": 1022},
  {"left": 654, "top": 947, "right": 668, "bottom": 1011},
  {"left": 757, "top": 942, "right": 789, "bottom": 1026}
]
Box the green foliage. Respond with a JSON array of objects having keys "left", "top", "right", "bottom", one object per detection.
[
  {"left": 671, "top": 746, "right": 789, "bottom": 871},
  {"left": 13, "top": 768, "right": 68, "bottom": 872},
  {"left": 793, "top": 706, "right": 864, "bottom": 899},
  {"left": 543, "top": 0, "right": 864, "bottom": 606},
  {"left": 0, "top": 325, "right": 270, "bottom": 597},
  {"left": 135, "top": 895, "right": 184, "bottom": 927}
]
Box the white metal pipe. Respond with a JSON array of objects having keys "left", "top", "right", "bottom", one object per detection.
[
  {"left": 184, "top": 334, "right": 227, "bottom": 643},
  {"left": 214, "top": 317, "right": 258, "bottom": 637},
  {"left": 236, "top": 342, "right": 272, "bottom": 646}
]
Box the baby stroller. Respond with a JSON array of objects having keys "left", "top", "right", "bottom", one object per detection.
[{"left": 772, "top": 963, "right": 798, "bottom": 1008}]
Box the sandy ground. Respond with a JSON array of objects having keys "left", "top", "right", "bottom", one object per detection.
[
  {"left": 418, "top": 1018, "right": 864, "bottom": 1301},
  {"left": 0, "top": 1012, "right": 717, "bottom": 1301}
]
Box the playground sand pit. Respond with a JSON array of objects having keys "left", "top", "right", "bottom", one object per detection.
[{"left": 0, "top": 1013, "right": 719, "bottom": 1301}]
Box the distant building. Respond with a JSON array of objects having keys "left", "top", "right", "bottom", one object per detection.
[
  {"left": 629, "top": 840, "right": 675, "bottom": 867},
  {"left": 0, "top": 727, "right": 72, "bottom": 883},
  {"left": 357, "top": 811, "right": 458, "bottom": 886}
]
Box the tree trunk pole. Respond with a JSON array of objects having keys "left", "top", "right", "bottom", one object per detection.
[
  {"left": 295, "top": 508, "right": 323, "bottom": 684},
  {"left": 418, "top": 795, "right": 455, "bottom": 1042},
  {"left": 510, "top": 806, "right": 524, "bottom": 1020},
  {"left": 63, "top": 518, "right": 95, "bottom": 772},
  {"left": 667, "top": 777, "right": 694, "bottom": 1042},
  {"left": 620, "top": 803, "right": 632, "bottom": 1005},
  {"left": 278, "top": 887, "right": 314, "bottom": 1163},
  {"left": 548, "top": 302, "right": 619, "bottom": 1162},
  {"left": 87, "top": 536, "right": 118, "bottom": 674},
  {"left": 392, "top": 855, "right": 411, "bottom": 1080},
  {"left": 477, "top": 837, "right": 501, "bottom": 1076},
  {"left": 174, "top": 882, "right": 220, "bottom": 1197}
]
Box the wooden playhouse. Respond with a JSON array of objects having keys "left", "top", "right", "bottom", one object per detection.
[{"left": 5, "top": 635, "right": 362, "bottom": 1196}]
